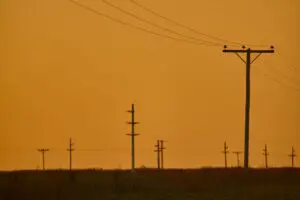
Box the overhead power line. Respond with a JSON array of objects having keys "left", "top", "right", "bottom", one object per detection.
[
  {"left": 102, "top": 0, "right": 221, "bottom": 46},
  {"left": 129, "top": 0, "right": 269, "bottom": 48},
  {"left": 263, "top": 73, "right": 300, "bottom": 92},
  {"left": 67, "top": 0, "right": 215, "bottom": 46}
]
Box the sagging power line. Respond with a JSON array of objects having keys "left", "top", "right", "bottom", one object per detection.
[
  {"left": 102, "top": 0, "right": 220, "bottom": 46},
  {"left": 67, "top": 0, "right": 213, "bottom": 46},
  {"left": 129, "top": 0, "right": 269, "bottom": 48},
  {"left": 223, "top": 46, "right": 275, "bottom": 169}
]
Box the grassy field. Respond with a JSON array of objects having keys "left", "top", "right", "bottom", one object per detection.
[{"left": 0, "top": 168, "right": 299, "bottom": 200}]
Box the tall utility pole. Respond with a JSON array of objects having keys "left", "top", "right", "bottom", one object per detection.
[
  {"left": 37, "top": 148, "right": 49, "bottom": 170},
  {"left": 160, "top": 140, "right": 166, "bottom": 169},
  {"left": 67, "top": 138, "right": 75, "bottom": 171},
  {"left": 223, "top": 45, "right": 274, "bottom": 169},
  {"left": 126, "top": 104, "right": 140, "bottom": 170},
  {"left": 289, "top": 147, "right": 296, "bottom": 167},
  {"left": 154, "top": 140, "right": 161, "bottom": 169},
  {"left": 262, "top": 144, "right": 269, "bottom": 168},
  {"left": 232, "top": 151, "right": 243, "bottom": 168},
  {"left": 222, "top": 142, "right": 229, "bottom": 168}
]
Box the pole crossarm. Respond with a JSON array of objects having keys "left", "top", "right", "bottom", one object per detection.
[{"left": 223, "top": 49, "right": 274, "bottom": 53}]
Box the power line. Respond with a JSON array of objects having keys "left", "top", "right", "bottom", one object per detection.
[
  {"left": 277, "top": 52, "right": 300, "bottom": 74},
  {"left": 262, "top": 63, "right": 300, "bottom": 86},
  {"left": 262, "top": 73, "right": 300, "bottom": 92},
  {"left": 102, "top": 0, "right": 221, "bottom": 46},
  {"left": 67, "top": 0, "right": 214, "bottom": 46},
  {"left": 129, "top": 0, "right": 269, "bottom": 48}
]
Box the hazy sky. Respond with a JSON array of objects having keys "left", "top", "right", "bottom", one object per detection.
[{"left": 1, "top": 0, "right": 299, "bottom": 170}]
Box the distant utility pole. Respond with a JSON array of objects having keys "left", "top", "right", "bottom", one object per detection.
[
  {"left": 154, "top": 140, "right": 161, "bottom": 169},
  {"left": 37, "top": 148, "right": 49, "bottom": 170},
  {"left": 67, "top": 138, "right": 75, "bottom": 171},
  {"left": 289, "top": 147, "right": 296, "bottom": 167},
  {"left": 232, "top": 151, "right": 243, "bottom": 168},
  {"left": 223, "top": 45, "right": 275, "bottom": 169},
  {"left": 126, "top": 104, "right": 140, "bottom": 170},
  {"left": 160, "top": 140, "right": 166, "bottom": 169},
  {"left": 222, "top": 142, "right": 229, "bottom": 168},
  {"left": 262, "top": 144, "right": 269, "bottom": 168}
]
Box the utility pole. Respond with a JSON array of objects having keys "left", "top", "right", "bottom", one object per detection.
[
  {"left": 222, "top": 142, "right": 229, "bottom": 168},
  {"left": 154, "top": 140, "right": 161, "bottom": 169},
  {"left": 160, "top": 140, "right": 166, "bottom": 169},
  {"left": 126, "top": 104, "right": 140, "bottom": 170},
  {"left": 67, "top": 138, "right": 75, "bottom": 171},
  {"left": 223, "top": 45, "right": 274, "bottom": 169},
  {"left": 37, "top": 148, "right": 49, "bottom": 170},
  {"left": 289, "top": 147, "right": 296, "bottom": 167},
  {"left": 232, "top": 151, "right": 243, "bottom": 168},
  {"left": 262, "top": 144, "right": 269, "bottom": 168}
]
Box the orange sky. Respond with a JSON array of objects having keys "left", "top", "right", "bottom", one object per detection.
[{"left": 0, "top": 0, "right": 299, "bottom": 170}]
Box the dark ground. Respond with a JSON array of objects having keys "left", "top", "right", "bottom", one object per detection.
[{"left": 0, "top": 168, "right": 299, "bottom": 200}]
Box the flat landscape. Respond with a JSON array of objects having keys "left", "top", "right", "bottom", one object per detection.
[{"left": 1, "top": 168, "right": 299, "bottom": 200}]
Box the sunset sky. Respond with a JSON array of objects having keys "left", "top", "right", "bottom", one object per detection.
[{"left": 0, "top": 0, "right": 299, "bottom": 170}]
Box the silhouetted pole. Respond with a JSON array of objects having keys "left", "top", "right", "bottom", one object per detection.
[
  {"left": 232, "top": 151, "right": 243, "bottom": 168},
  {"left": 37, "top": 148, "right": 49, "bottom": 170},
  {"left": 222, "top": 142, "right": 229, "bottom": 168},
  {"left": 154, "top": 140, "right": 161, "bottom": 169},
  {"left": 289, "top": 147, "right": 296, "bottom": 167},
  {"left": 223, "top": 46, "right": 275, "bottom": 169},
  {"left": 126, "top": 104, "right": 140, "bottom": 170},
  {"left": 160, "top": 140, "right": 166, "bottom": 169},
  {"left": 67, "top": 138, "right": 75, "bottom": 170},
  {"left": 263, "top": 144, "right": 269, "bottom": 168}
]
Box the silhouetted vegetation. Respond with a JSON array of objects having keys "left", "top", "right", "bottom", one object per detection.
[{"left": 0, "top": 168, "right": 299, "bottom": 200}]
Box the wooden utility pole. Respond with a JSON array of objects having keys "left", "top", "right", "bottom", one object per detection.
[
  {"left": 126, "top": 104, "right": 140, "bottom": 170},
  {"left": 222, "top": 142, "right": 229, "bottom": 168},
  {"left": 232, "top": 151, "right": 243, "bottom": 168},
  {"left": 262, "top": 144, "right": 269, "bottom": 168},
  {"left": 160, "top": 140, "right": 166, "bottom": 169},
  {"left": 289, "top": 147, "right": 296, "bottom": 167},
  {"left": 223, "top": 46, "right": 274, "bottom": 169},
  {"left": 67, "top": 138, "right": 75, "bottom": 171},
  {"left": 154, "top": 140, "right": 161, "bottom": 169},
  {"left": 37, "top": 148, "right": 49, "bottom": 170}
]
